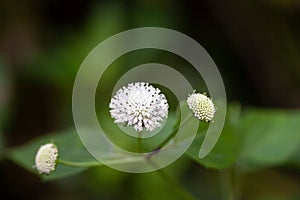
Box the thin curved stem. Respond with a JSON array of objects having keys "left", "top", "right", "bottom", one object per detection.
[
  {"left": 57, "top": 156, "right": 145, "bottom": 167},
  {"left": 156, "top": 113, "right": 193, "bottom": 149},
  {"left": 179, "top": 113, "right": 194, "bottom": 128},
  {"left": 57, "top": 159, "right": 103, "bottom": 167}
]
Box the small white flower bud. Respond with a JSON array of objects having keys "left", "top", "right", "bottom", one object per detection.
[
  {"left": 34, "top": 143, "right": 58, "bottom": 175},
  {"left": 187, "top": 92, "right": 216, "bottom": 122}
]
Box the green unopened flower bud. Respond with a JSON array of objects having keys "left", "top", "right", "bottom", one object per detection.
[{"left": 187, "top": 92, "right": 216, "bottom": 122}]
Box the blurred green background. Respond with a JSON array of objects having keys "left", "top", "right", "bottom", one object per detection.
[{"left": 1, "top": 0, "right": 300, "bottom": 199}]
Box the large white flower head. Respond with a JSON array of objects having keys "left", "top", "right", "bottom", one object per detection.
[
  {"left": 109, "top": 82, "right": 169, "bottom": 132},
  {"left": 34, "top": 143, "right": 58, "bottom": 175},
  {"left": 187, "top": 92, "right": 216, "bottom": 122}
]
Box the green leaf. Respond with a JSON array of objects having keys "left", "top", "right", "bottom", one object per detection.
[
  {"left": 237, "top": 109, "right": 300, "bottom": 171},
  {"left": 8, "top": 129, "right": 96, "bottom": 181},
  {"left": 187, "top": 125, "right": 239, "bottom": 169},
  {"left": 186, "top": 104, "right": 241, "bottom": 169}
]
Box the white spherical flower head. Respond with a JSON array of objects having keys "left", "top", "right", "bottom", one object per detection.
[
  {"left": 187, "top": 92, "right": 216, "bottom": 122},
  {"left": 109, "top": 82, "right": 169, "bottom": 132},
  {"left": 34, "top": 143, "right": 58, "bottom": 175}
]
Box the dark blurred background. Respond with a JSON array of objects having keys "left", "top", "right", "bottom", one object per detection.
[{"left": 0, "top": 0, "right": 300, "bottom": 199}]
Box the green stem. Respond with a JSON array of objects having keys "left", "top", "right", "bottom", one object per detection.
[
  {"left": 156, "top": 113, "right": 193, "bottom": 149},
  {"left": 138, "top": 132, "right": 142, "bottom": 153},
  {"left": 58, "top": 159, "right": 103, "bottom": 167},
  {"left": 156, "top": 169, "right": 196, "bottom": 200},
  {"left": 57, "top": 156, "right": 145, "bottom": 167},
  {"left": 179, "top": 113, "right": 194, "bottom": 128},
  {"left": 146, "top": 159, "right": 195, "bottom": 200},
  {"left": 220, "top": 169, "right": 233, "bottom": 200},
  {"left": 232, "top": 167, "right": 242, "bottom": 200},
  {"left": 220, "top": 167, "right": 242, "bottom": 200}
]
